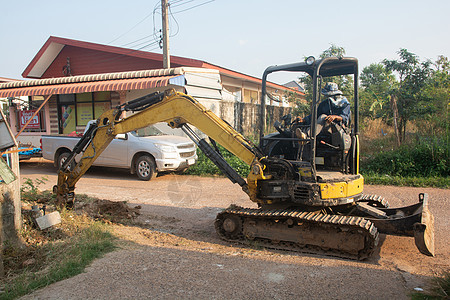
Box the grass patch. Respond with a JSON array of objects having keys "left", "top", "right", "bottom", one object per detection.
[
  {"left": 1, "top": 179, "right": 116, "bottom": 300},
  {"left": 362, "top": 173, "right": 449, "bottom": 189},
  {"left": 411, "top": 271, "right": 450, "bottom": 299},
  {"left": 1, "top": 212, "right": 115, "bottom": 300}
]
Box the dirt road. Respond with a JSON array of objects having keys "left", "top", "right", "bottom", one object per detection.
[{"left": 19, "top": 159, "right": 449, "bottom": 299}]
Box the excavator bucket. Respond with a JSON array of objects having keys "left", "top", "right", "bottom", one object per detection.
[
  {"left": 413, "top": 194, "right": 435, "bottom": 256},
  {"left": 362, "top": 193, "right": 435, "bottom": 256}
]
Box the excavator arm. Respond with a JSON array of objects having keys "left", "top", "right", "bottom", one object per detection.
[{"left": 54, "top": 89, "right": 266, "bottom": 205}]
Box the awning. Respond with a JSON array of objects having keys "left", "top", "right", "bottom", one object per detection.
[{"left": 0, "top": 75, "right": 185, "bottom": 98}]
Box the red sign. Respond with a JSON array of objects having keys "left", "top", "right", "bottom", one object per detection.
[{"left": 19, "top": 110, "right": 40, "bottom": 129}]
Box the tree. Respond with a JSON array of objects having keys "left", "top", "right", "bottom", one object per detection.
[
  {"left": 359, "top": 63, "right": 395, "bottom": 119},
  {"left": 383, "top": 49, "right": 433, "bottom": 142},
  {"left": 419, "top": 55, "right": 450, "bottom": 135}
]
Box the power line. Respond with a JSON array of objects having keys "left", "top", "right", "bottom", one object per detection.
[
  {"left": 108, "top": 11, "right": 154, "bottom": 44},
  {"left": 120, "top": 34, "right": 156, "bottom": 47},
  {"left": 128, "top": 37, "right": 160, "bottom": 50},
  {"left": 169, "top": 0, "right": 189, "bottom": 5},
  {"left": 168, "top": 2, "right": 180, "bottom": 37},
  {"left": 153, "top": 5, "right": 162, "bottom": 42},
  {"left": 170, "top": 0, "right": 215, "bottom": 14},
  {"left": 169, "top": 0, "right": 196, "bottom": 8}
]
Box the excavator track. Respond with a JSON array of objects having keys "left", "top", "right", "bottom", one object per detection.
[
  {"left": 358, "top": 194, "right": 389, "bottom": 208},
  {"left": 215, "top": 206, "right": 379, "bottom": 260}
]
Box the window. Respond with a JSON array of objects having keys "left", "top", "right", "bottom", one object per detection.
[{"left": 57, "top": 92, "right": 111, "bottom": 134}]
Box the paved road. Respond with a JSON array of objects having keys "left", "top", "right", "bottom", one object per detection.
[{"left": 19, "top": 158, "right": 450, "bottom": 299}]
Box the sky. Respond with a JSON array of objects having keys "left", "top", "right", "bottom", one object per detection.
[{"left": 1, "top": 0, "right": 449, "bottom": 85}]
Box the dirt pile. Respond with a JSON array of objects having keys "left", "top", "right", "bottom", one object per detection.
[{"left": 74, "top": 199, "right": 141, "bottom": 223}]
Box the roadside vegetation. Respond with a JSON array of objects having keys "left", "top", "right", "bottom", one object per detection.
[
  {"left": 0, "top": 179, "right": 116, "bottom": 300},
  {"left": 360, "top": 127, "right": 449, "bottom": 188}
]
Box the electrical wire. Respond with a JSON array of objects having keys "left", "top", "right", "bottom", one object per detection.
[
  {"left": 168, "top": 2, "right": 180, "bottom": 37},
  {"left": 169, "top": 0, "right": 189, "bottom": 5},
  {"left": 170, "top": 0, "right": 215, "bottom": 14},
  {"left": 152, "top": 5, "right": 162, "bottom": 42},
  {"left": 124, "top": 36, "right": 159, "bottom": 50},
  {"left": 121, "top": 35, "right": 155, "bottom": 47},
  {"left": 169, "top": 0, "right": 196, "bottom": 8},
  {"left": 108, "top": 11, "right": 154, "bottom": 44}
]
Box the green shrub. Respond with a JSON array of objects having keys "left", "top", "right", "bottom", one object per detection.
[
  {"left": 186, "top": 144, "right": 250, "bottom": 177},
  {"left": 361, "top": 134, "right": 449, "bottom": 178}
]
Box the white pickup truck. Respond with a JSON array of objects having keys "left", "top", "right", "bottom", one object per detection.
[{"left": 41, "top": 125, "right": 197, "bottom": 180}]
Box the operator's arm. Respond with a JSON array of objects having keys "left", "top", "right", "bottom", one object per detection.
[{"left": 325, "top": 103, "right": 350, "bottom": 125}]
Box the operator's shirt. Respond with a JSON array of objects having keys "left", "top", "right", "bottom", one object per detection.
[{"left": 303, "top": 97, "right": 351, "bottom": 126}]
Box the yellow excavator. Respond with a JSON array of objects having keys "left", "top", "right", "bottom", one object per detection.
[{"left": 54, "top": 57, "right": 434, "bottom": 260}]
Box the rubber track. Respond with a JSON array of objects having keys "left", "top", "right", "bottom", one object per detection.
[
  {"left": 215, "top": 206, "right": 379, "bottom": 260},
  {"left": 359, "top": 194, "right": 389, "bottom": 208}
]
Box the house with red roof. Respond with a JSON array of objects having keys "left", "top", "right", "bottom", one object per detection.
[{"left": 0, "top": 36, "right": 303, "bottom": 146}]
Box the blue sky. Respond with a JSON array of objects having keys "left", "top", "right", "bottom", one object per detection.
[{"left": 1, "top": 0, "right": 449, "bottom": 84}]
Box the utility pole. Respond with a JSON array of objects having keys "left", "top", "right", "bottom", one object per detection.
[{"left": 161, "top": 0, "right": 170, "bottom": 68}]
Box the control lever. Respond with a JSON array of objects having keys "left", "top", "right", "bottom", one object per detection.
[{"left": 320, "top": 140, "right": 339, "bottom": 150}]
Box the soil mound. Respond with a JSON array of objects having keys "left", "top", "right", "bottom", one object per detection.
[{"left": 75, "top": 199, "right": 141, "bottom": 223}]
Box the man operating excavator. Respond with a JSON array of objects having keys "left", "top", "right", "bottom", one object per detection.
[{"left": 294, "top": 82, "right": 351, "bottom": 140}]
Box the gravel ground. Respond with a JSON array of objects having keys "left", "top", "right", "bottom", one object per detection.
[{"left": 19, "top": 159, "right": 449, "bottom": 299}]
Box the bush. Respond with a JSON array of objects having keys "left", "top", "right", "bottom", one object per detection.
[
  {"left": 361, "top": 134, "right": 449, "bottom": 178},
  {"left": 186, "top": 144, "right": 250, "bottom": 177}
]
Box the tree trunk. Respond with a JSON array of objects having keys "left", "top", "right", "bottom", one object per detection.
[{"left": 391, "top": 94, "right": 401, "bottom": 146}]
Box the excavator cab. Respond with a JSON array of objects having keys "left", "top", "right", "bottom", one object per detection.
[{"left": 260, "top": 56, "right": 360, "bottom": 177}]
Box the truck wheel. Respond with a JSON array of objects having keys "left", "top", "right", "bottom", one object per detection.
[
  {"left": 136, "top": 155, "right": 157, "bottom": 181},
  {"left": 57, "top": 152, "right": 75, "bottom": 171}
]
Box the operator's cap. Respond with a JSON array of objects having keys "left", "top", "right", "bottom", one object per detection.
[{"left": 321, "top": 82, "right": 342, "bottom": 96}]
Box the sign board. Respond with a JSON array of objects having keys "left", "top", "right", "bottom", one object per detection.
[{"left": 19, "top": 110, "right": 40, "bottom": 129}]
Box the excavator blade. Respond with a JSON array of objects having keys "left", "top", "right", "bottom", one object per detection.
[
  {"left": 413, "top": 194, "right": 435, "bottom": 256},
  {"left": 364, "top": 193, "right": 435, "bottom": 257}
]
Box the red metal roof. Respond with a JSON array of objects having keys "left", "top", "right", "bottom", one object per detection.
[{"left": 22, "top": 36, "right": 204, "bottom": 79}]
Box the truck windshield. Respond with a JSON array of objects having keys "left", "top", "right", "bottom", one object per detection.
[{"left": 131, "top": 125, "right": 165, "bottom": 137}]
